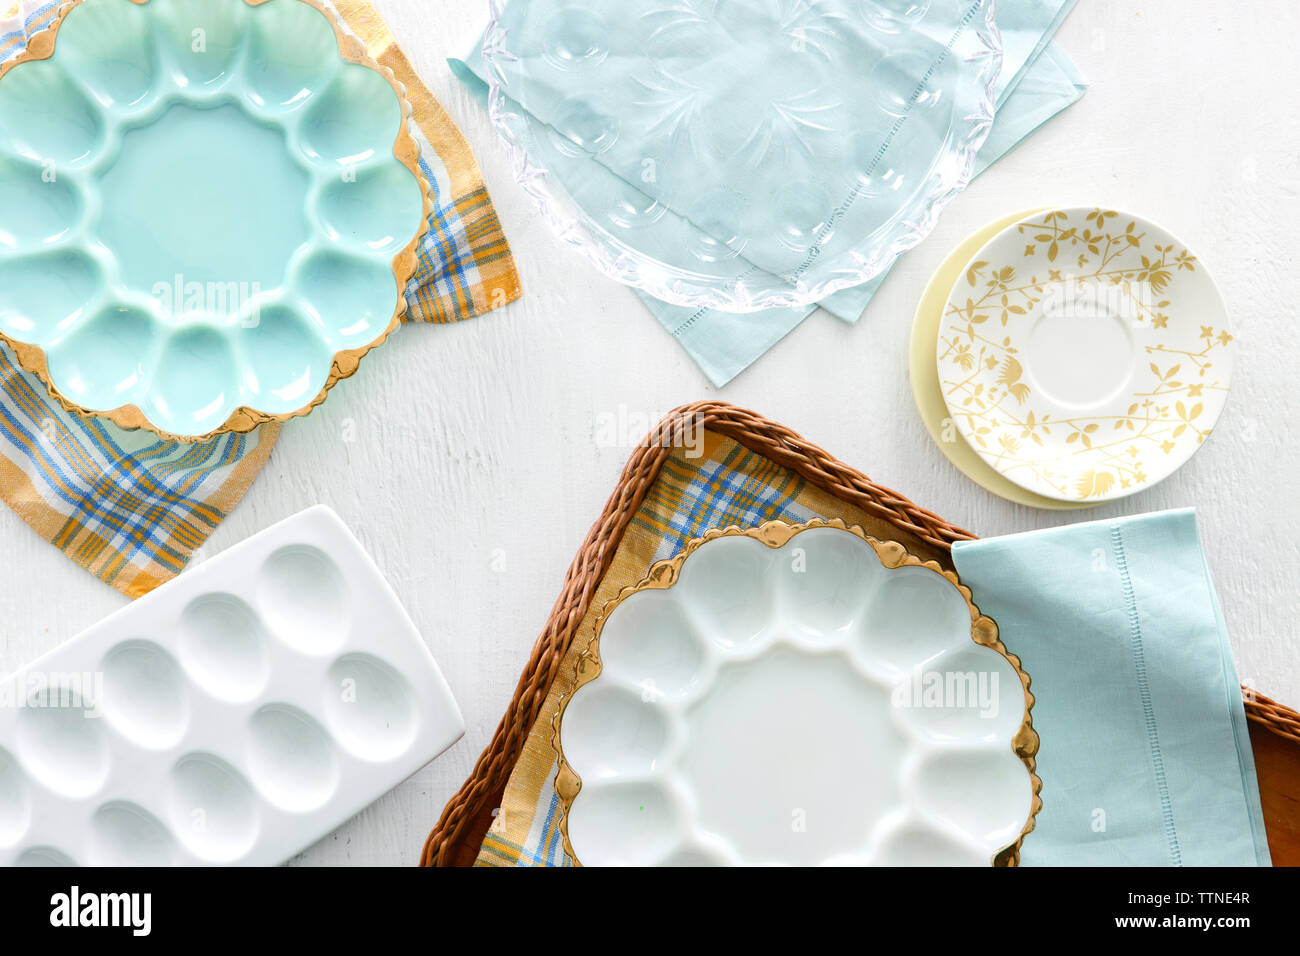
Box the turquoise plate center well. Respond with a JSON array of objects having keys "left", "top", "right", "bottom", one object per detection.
[{"left": 98, "top": 101, "right": 311, "bottom": 299}]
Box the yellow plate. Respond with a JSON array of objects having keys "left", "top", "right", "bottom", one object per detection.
[{"left": 909, "top": 209, "right": 1096, "bottom": 511}]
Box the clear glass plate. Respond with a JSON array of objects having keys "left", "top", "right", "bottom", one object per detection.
[{"left": 485, "top": 0, "right": 1002, "bottom": 312}]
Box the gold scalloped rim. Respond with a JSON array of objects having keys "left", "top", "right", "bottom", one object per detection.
[
  {"left": 0, "top": 0, "right": 432, "bottom": 443},
  {"left": 552, "top": 517, "right": 1043, "bottom": 867}
]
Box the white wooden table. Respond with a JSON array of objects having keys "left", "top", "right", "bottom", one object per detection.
[{"left": 2, "top": 0, "right": 1296, "bottom": 865}]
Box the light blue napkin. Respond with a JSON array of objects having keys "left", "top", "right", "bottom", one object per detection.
[
  {"left": 452, "top": 1, "right": 1086, "bottom": 384},
  {"left": 952, "top": 509, "right": 1270, "bottom": 866}
]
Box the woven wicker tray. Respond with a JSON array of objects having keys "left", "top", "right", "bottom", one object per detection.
[{"left": 421, "top": 401, "right": 1300, "bottom": 866}]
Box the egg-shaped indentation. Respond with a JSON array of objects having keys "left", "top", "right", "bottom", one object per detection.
[
  {"left": 847, "top": 118, "right": 947, "bottom": 225},
  {"left": 0, "top": 155, "right": 81, "bottom": 250},
  {"left": 568, "top": 782, "right": 682, "bottom": 866},
  {"left": 541, "top": 7, "right": 610, "bottom": 70},
  {"left": 683, "top": 187, "right": 748, "bottom": 263},
  {"left": 167, "top": 753, "right": 260, "bottom": 863},
  {"left": 892, "top": 642, "right": 1025, "bottom": 746},
  {"left": 0, "top": 747, "right": 31, "bottom": 847},
  {"left": 548, "top": 95, "right": 620, "bottom": 156},
  {"left": 298, "top": 62, "right": 402, "bottom": 169},
  {"left": 0, "top": 59, "right": 104, "bottom": 165},
  {"left": 604, "top": 176, "right": 667, "bottom": 231},
  {"left": 88, "top": 801, "right": 177, "bottom": 866},
  {"left": 177, "top": 593, "right": 270, "bottom": 702},
  {"left": 146, "top": 326, "right": 239, "bottom": 435},
  {"left": 256, "top": 545, "right": 350, "bottom": 655},
  {"left": 237, "top": 304, "right": 332, "bottom": 412},
  {"left": 15, "top": 685, "right": 109, "bottom": 799},
  {"left": 45, "top": 302, "right": 157, "bottom": 410},
  {"left": 562, "top": 684, "right": 671, "bottom": 781},
  {"left": 861, "top": 0, "right": 932, "bottom": 33},
  {"left": 870, "top": 46, "right": 954, "bottom": 118},
  {"left": 672, "top": 535, "right": 775, "bottom": 649},
  {"left": 910, "top": 748, "right": 1033, "bottom": 854},
  {"left": 598, "top": 591, "right": 706, "bottom": 702},
  {"left": 243, "top": 0, "right": 341, "bottom": 113},
  {"left": 771, "top": 181, "right": 832, "bottom": 253},
  {"left": 53, "top": 0, "right": 158, "bottom": 111},
  {"left": 247, "top": 704, "right": 340, "bottom": 813},
  {"left": 100, "top": 640, "right": 189, "bottom": 750},
  {"left": 772, "top": 528, "right": 885, "bottom": 638},
  {"left": 870, "top": 818, "right": 989, "bottom": 866},
  {"left": 844, "top": 124, "right": 897, "bottom": 192},
  {"left": 14, "top": 846, "right": 77, "bottom": 866},
  {"left": 316, "top": 159, "right": 424, "bottom": 255},
  {"left": 855, "top": 566, "right": 971, "bottom": 677},
  {"left": 294, "top": 249, "right": 397, "bottom": 350},
  {"left": 0, "top": 249, "right": 101, "bottom": 347},
  {"left": 322, "top": 654, "right": 417, "bottom": 762},
  {"left": 155, "top": 0, "right": 250, "bottom": 90}
]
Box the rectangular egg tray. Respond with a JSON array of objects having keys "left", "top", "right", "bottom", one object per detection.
[{"left": 0, "top": 505, "right": 464, "bottom": 866}]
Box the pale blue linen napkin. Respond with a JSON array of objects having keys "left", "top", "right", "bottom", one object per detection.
[
  {"left": 952, "top": 509, "right": 1271, "bottom": 866},
  {"left": 452, "top": 1, "right": 1086, "bottom": 384},
  {"left": 819, "top": 39, "right": 1087, "bottom": 323}
]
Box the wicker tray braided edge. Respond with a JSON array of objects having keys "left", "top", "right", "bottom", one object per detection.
[{"left": 420, "top": 401, "right": 1300, "bottom": 866}]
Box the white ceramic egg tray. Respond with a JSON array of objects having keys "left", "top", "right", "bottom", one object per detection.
[
  {"left": 0, "top": 505, "right": 464, "bottom": 866},
  {"left": 556, "top": 522, "right": 1038, "bottom": 866}
]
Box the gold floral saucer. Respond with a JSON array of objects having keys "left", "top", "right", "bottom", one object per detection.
[
  {"left": 936, "top": 207, "right": 1234, "bottom": 503},
  {"left": 911, "top": 207, "right": 1095, "bottom": 511}
]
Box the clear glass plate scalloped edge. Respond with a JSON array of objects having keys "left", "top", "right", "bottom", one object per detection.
[
  {"left": 552, "top": 519, "right": 1042, "bottom": 867},
  {"left": 483, "top": 0, "right": 1003, "bottom": 313},
  {"left": 0, "top": 0, "right": 432, "bottom": 441}
]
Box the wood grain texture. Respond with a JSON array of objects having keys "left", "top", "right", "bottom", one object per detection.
[
  {"left": 1250, "top": 724, "right": 1300, "bottom": 866},
  {"left": 0, "top": 0, "right": 1297, "bottom": 866}
]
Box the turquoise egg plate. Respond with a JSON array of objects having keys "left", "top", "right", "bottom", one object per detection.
[{"left": 0, "top": 0, "right": 430, "bottom": 440}]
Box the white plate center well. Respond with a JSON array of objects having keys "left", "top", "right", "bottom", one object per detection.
[
  {"left": 1026, "top": 285, "right": 1137, "bottom": 408},
  {"left": 680, "top": 647, "right": 904, "bottom": 865}
]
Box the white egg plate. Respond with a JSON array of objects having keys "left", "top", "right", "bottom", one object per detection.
[
  {"left": 554, "top": 521, "right": 1040, "bottom": 866},
  {"left": 0, "top": 505, "right": 464, "bottom": 866}
]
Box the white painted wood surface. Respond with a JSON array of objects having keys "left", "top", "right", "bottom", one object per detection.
[{"left": 1, "top": 0, "right": 1297, "bottom": 866}]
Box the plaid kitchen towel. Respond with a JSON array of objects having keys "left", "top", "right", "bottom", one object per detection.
[
  {"left": 474, "top": 429, "right": 953, "bottom": 866},
  {"left": 0, "top": 0, "right": 520, "bottom": 598}
]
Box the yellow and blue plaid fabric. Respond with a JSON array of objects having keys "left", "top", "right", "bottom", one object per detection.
[
  {"left": 0, "top": 0, "right": 520, "bottom": 598},
  {"left": 633, "top": 443, "right": 807, "bottom": 561},
  {"left": 474, "top": 430, "right": 951, "bottom": 866}
]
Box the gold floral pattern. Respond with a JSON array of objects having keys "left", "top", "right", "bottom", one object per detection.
[{"left": 937, "top": 208, "right": 1233, "bottom": 501}]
